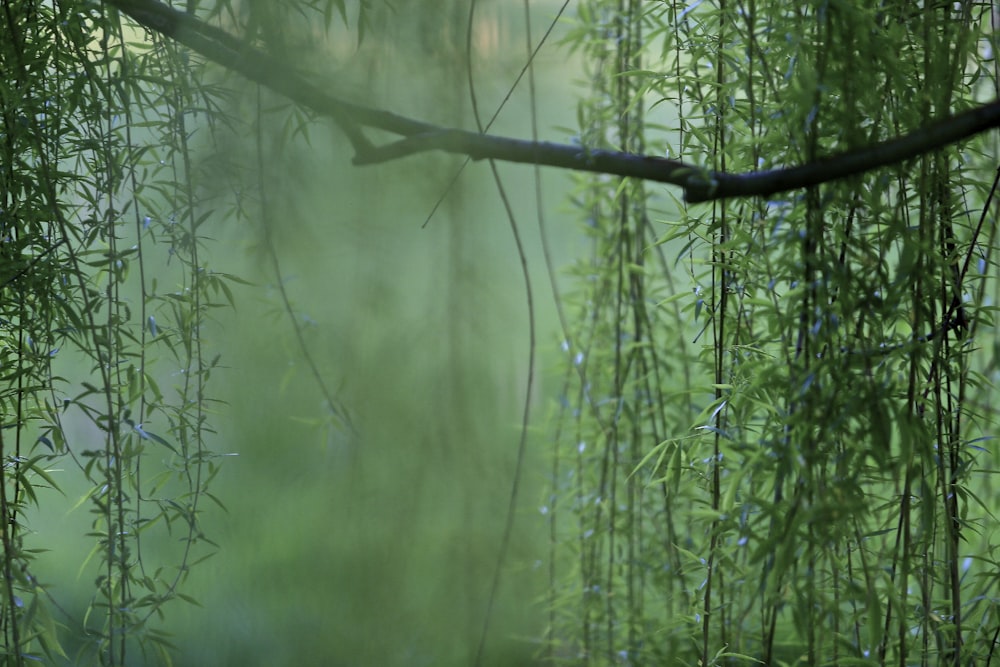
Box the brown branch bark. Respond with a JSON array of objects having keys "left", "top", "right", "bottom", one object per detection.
[{"left": 108, "top": 0, "right": 1000, "bottom": 203}]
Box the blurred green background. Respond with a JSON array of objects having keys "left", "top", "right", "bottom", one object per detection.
[{"left": 139, "top": 1, "right": 580, "bottom": 664}]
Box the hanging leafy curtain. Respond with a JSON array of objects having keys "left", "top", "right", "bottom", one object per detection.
[
  {"left": 0, "top": 2, "right": 246, "bottom": 662},
  {"left": 551, "top": 1, "right": 1000, "bottom": 664}
]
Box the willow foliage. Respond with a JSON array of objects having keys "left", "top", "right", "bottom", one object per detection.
[
  {"left": 4, "top": 0, "right": 1000, "bottom": 665},
  {"left": 549, "top": 1, "right": 1000, "bottom": 665},
  {"left": 0, "top": 2, "right": 250, "bottom": 664}
]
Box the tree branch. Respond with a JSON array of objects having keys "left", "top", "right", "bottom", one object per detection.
[{"left": 107, "top": 0, "right": 1000, "bottom": 203}]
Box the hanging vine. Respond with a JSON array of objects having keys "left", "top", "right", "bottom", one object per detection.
[
  {"left": 550, "top": 1, "right": 1000, "bottom": 664},
  {"left": 0, "top": 2, "right": 243, "bottom": 663}
]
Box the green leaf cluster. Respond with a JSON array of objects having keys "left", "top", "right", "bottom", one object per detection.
[
  {"left": 0, "top": 1, "right": 279, "bottom": 663},
  {"left": 547, "top": 1, "right": 1000, "bottom": 665}
]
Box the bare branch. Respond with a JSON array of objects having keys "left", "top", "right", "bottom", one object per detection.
[
  {"left": 107, "top": 0, "right": 1000, "bottom": 203},
  {"left": 703, "top": 102, "right": 1000, "bottom": 203}
]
